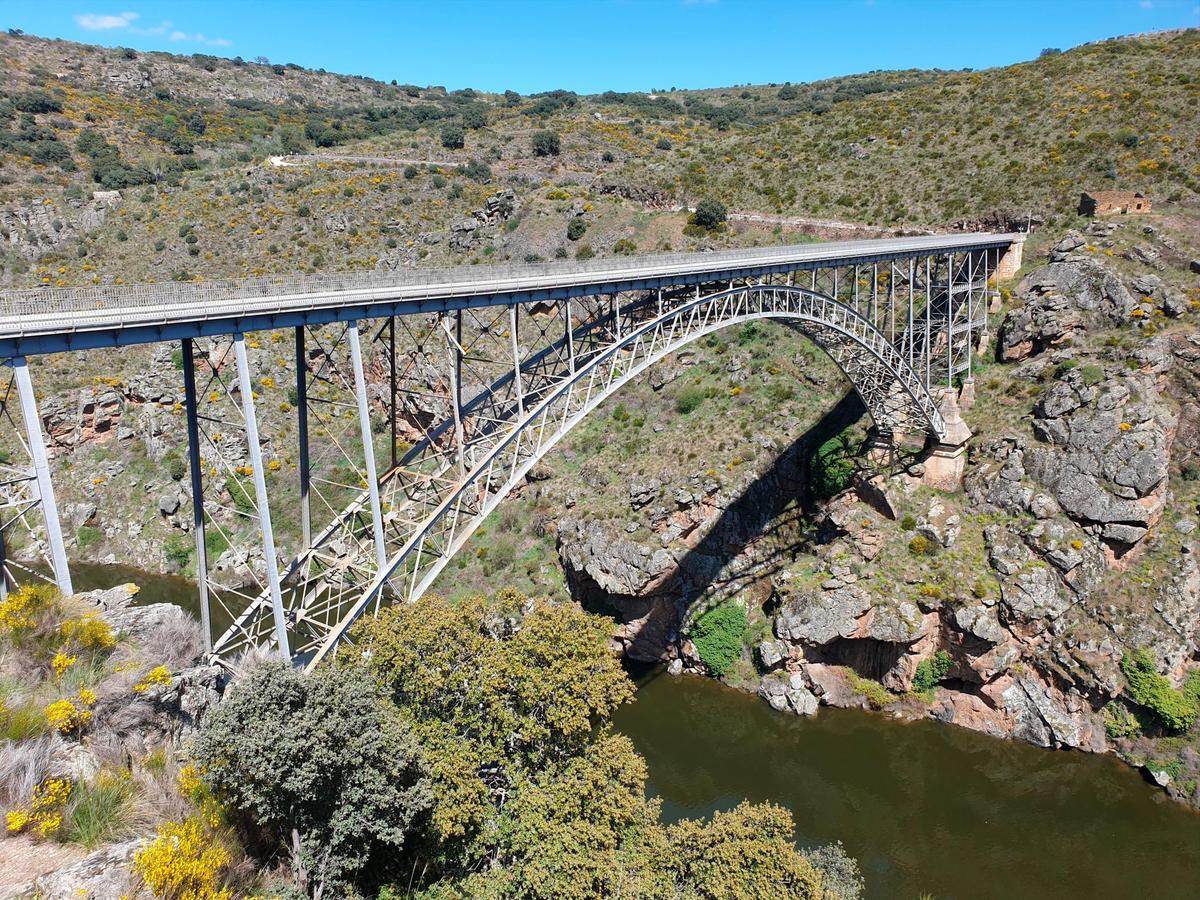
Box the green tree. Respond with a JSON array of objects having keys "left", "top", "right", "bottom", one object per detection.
[
  {"left": 566, "top": 217, "right": 587, "bottom": 241},
  {"left": 690, "top": 198, "right": 728, "bottom": 231},
  {"left": 667, "top": 802, "right": 825, "bottom": 899},
  {"left": 193, "top": 664, "right": 430, "bottom": 898},
  {"left": 352, "top": 590, "right": 634, "bottom": 769},
  {"left": 532, "top": 130, "right": 561, "bottom": 157},
  {"left": 441, "top": 123, "right": 465, "bottom": 149},
  {"left": 810, "top": 432, "right": 855, "bottom": 499}
]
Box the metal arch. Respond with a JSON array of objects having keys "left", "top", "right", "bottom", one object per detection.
[{"left": 284, "top": 283, "right": 944, "bottom": 667}]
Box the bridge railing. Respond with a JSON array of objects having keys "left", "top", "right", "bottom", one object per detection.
[{"left": 0, "top": 233, "right": 1016, "bottom": 320}]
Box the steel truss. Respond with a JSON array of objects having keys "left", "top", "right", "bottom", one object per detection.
[
  {"left": 0, "top": 245, "right": 995, "bottom": 665},
  {"left": 207, "top": 245, "right": 991, "bottom": 664}
]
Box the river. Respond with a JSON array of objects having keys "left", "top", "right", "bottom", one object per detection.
[{"left": 70, "top": 562, "right": 1200, "bottom": 899}]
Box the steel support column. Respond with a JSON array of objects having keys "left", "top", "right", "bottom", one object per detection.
[
  {"left": 295, "top": 327, "right": 311, "bottom": 551},
  {"left": 347, "top": 323, "right": 387, "bottom": 571},
  {"left": 12, "top": 357, "right": 72, "bottom": 596},
  {"left": 232, "top": 334, "right": 290, "bottom": 659},
  {"left": 180, "top": 339, "right": 211, "bottom": 652},
  {"left": 509, "top": 304, "right": 524, "bottom": 418}
]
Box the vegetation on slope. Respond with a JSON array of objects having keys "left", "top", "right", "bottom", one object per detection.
[{"left": 1, "top": 29, "right": 1198, "bottom": 291}]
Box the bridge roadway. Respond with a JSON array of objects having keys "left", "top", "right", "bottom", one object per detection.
[{"left": 0, "top": 232, "right": 1019, "bottom": 357}]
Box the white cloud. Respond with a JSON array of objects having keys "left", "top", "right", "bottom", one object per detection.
[
  {"left": 74, "top": 10, "right": 231, "bottom": 46},
  {"left": 76, "top": 11, "right": 139, "bottom": 30},
  {"left": 1139, "top": 0, "right": 1152, "bottom": 8},
  {"left": 168, "top": 30, "right": 231, "bottom": 47}
]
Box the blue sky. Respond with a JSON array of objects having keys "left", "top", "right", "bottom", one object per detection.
[{"left": 4, "top": 1, "right": 1198, "bottom": 94}]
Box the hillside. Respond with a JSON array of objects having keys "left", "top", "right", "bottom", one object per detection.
[{"left": 1, "top": 29, "right": 1198, "bottom": 290}]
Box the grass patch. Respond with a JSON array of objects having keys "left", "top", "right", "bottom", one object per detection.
[
  {"left": 60, "top": 770, "right": 137, "bottom": 848},
  {"left": 844, "top": 669, "right": 893, "bottom": 710},
  {"left": 0, "top": 700, "right": 49, "bottom": 741}
]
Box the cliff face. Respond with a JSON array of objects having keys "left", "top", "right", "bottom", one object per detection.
[{"left": 543, "top": 214, "right": 1200, "bottom": 804}]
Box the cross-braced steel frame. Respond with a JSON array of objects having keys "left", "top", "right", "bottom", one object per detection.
[{"left": 0, "top": 243, "right": 998, "bottom": 665}]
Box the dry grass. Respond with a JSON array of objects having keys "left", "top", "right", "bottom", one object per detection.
[{"left": 0, "top": 733, "right": 63, "bottom": 812}]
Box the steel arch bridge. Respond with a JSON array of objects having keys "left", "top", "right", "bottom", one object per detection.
[{"left": 0, "top": 232, "right": 1022, "bottom": 666}]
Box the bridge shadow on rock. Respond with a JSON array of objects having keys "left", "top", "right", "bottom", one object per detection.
[{"left": 566, "top": 389, "right": 869, "bottom": 662}]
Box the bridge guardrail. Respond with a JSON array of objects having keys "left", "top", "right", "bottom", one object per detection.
[{"left": 0, "top": 233, "right": 1018, "bottom": 322}]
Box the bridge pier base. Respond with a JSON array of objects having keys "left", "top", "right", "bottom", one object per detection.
[
  {"left": 958, "top": 377, "right": 976, "bottom": 410},
  {"left": 923, "top": 391, "right": 972, "bottom": 492},
  {"left": 865, "top": 428, "right": 899, "bottom": 466}
]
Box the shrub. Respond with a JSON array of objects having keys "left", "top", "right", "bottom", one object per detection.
[
  {"left": 805, "top": 842, "right": 865, "bottom": 900},
  {"left": 193, "top": 664, "right": 429, "bottom": 897},
  {"left": 612, "top": 237, "right": 637, "bottom": 254},
  {"left": 13, "top": 90, "right": 62, "bottom": 114},
  {"left": 656, "top": 137, "right": 672, "bottom": 150},
  {"left": 566, "top": 217, "right": 587, "bottom": 241},
  {"left": 575, "top": 243, "right": 594, "bottom": 260},
  {"left": 463, "top": 158, "right": 491, "bottom": 182},
  {"left": 1102, "top": 701, "right": 1143, "bottom": 740},
  {"left": 690, "top": 198, "right": 728, "bottom": 231},
  {"left": 908, "top": 534, "right": 933, "bottom": 556},
  {"left": 900, "top": 514, "right": 917, "bottom": 531},
  {"left": 675, "top": 384, "right": 707, "bottom": 414},
  {"left": 441, "top": 123, "right": 465, "bottom": 149},
  {"left": 532, "top": 130, "right": 561, "bottom": 157},
  {"left": 5, "top": 777, "right": 71, "bottom": 839},
  {"left": 810, "top": 433, "right": 855, "bottom": 499},
  {"left": 404, "top": 164, "right": 418, "bottom": 179},
  {"left": 164, "top": 532, "right": 192, "bottom": 569},
  {"left": 845, "top": 670, "right": 892, "bottom": 709},
  {"left": 601, "top": 150, "right": 615, "bottom": 162},
  {"left": 134, "top": 815, "right": 232, "bottom": 900},
  {"left": 1120, "top": 650, "right": 1197, "bottom": 733},
  {"left": 689, "top": 603, "right": 747, "bottom": 677},
  {"left": 912, "top": 650, "right": 952, "bottom": 695}
]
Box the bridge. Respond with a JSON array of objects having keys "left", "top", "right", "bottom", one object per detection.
[{"left": 0, "top": 231, "right": 1023, "bottom": 667}]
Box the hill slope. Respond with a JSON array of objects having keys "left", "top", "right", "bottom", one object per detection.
[{"left": 0, "top": 29, "right": 1197, "bottom": 290}]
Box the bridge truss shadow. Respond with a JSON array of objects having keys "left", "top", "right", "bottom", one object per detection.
[{"left": 571, "top": 388, "right": 880, "bottom": 660}]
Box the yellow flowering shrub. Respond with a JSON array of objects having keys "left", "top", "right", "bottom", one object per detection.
[
  {"left": 0, "top": 584, "right": 59, "bottom": 636},
  {"left": 133, "top": 816, "right": 232, "bottom": 900},
  {"left": 5, "top": 778, "right": 72, "bottom": 838},
  {"left": 60, "top": 614, "right": 116, "bottom": 650},
  {"left": 46, "top": 697, "right": 92, "bottom": 734},
  {"left": 177, "top": 764, "right": 222, "bottom": 828},
  {"left": 135, "top": 665, "right": 174, "bottom": 693},
  {"left": 52, "top": 650, "right": 77, "bottom": 680}
]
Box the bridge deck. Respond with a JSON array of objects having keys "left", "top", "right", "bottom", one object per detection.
[{"left": 0, "top": 231, "right": 1018, "bottom": 356}]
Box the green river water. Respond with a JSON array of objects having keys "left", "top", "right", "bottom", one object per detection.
[{"left": 70, "top": 563, "right": 1200, "bottom": 899}]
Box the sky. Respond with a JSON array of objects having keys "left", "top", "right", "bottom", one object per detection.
[{"left": 4, "top": 0, "right": 1199, "bottom": 94}]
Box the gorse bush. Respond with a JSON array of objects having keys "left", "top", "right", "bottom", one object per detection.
[
  {"left": 1120, "top": 650, "right": 1198, "bottom": 733},
  {"left": 134, "top": 815, "right": 232, "bottom": 900},
  {"left": 689, "top": 602, "right": 748, "bottom": 677}
]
